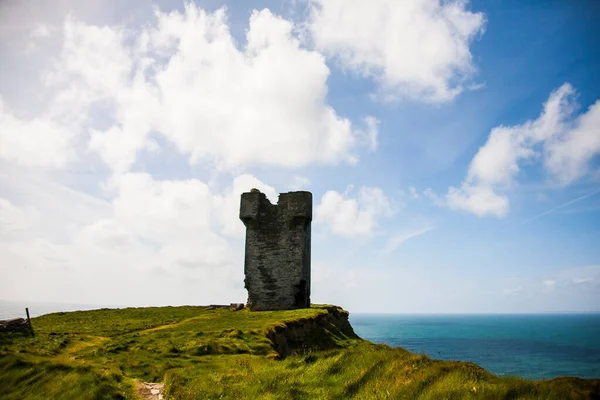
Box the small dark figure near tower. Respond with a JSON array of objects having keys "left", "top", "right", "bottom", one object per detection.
[{"left": 240, "top": 189, "right": 312, "bottom": 310}]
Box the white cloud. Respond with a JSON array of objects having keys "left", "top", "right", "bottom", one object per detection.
[
  {"left": 422, "top": 187, "right": 443, "bottom": 205},
  {"left": 46, "top": 17, "right": 132, "bottom": 99},
  {"left": 0, "top": 169, "right": 112, "bottom": 242},
  {"left": 0, "top": 198, "right": 34, "bottom": 234},
  {"left": 307, "top": 0, "right": 485, "bottom": 102},
  {"left": 311, "top": 260, "right": 386, "bottom": 309},
  {"left": 1, "top": 4, "right": 380, "bottom": 174},
  {"left": 19, "top": 5, "right": 377, "bottom": 175},
  {"left": 315, "top": 186, "right": 392, "bottom": 236},
  {"left": 542, "top": 279, "right": 556, "bottom": 292},
  {"left": 502, "top": 286, "right": 522, "bottom": 296},
  {"left": 26, "top": 24, "right": 54, "bottom": 53},
  {"left": 443, "top": 83, "right": 600, "bottom": 217},
  {"left": 362, "top": 116, "right": 379, "bottom": 151},
  {"left": 0, "top": 3, "right": 384, "bottom": 307},
  {"left": 555, "top": 265, "right": 600, "bottom": 287},
  {"left": 0, "top": 171, "right": 281, "bottom": 305},
  {"left": 31, "top": 25, "right": 52, "bottom": 38},
  {"left": 466, "top": 83, "right": 575, "bottom": 187},
  {"left": 545, "top": 100, "right": 600, "bottom": 185},
  {"left": 213, "top": 174, "right": 278, "bottom": 238},
  {"left": 109, "top": 172, "right": 280, "bottom": 262},
  {"left": 573, "top": 277, "right": 593, "bottom": 284},
  {"left": 0, "top": 98, "right": 77, "bottom": 168},
  {"left": 409, "top": 186, "right": 420, "bottom": 199},
  {"left": 289, "top": 176, "right": 311, "bottom": 191},
  {"left": 111, "top": 172, "right": 215, "bottom": 240},
  {"left": 446, "top": 184, "right": 509, "bottom": 217}
]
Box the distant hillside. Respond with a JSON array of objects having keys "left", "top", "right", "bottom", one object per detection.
[{"left": 1, "top": 305, "right": 598, "bottom": 399}]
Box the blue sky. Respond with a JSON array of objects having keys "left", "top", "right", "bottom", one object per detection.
[{"left": 0, "top": 0, "right": 599, "bottom": 313}]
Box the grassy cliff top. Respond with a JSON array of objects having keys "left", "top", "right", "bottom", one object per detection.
[{"left": 1, "top": 305, "right": 599, "bottom": 399}]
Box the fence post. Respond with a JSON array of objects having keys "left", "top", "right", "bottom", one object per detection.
[{"left": 25, "top": 307, "right": 34, "bottom": 336}]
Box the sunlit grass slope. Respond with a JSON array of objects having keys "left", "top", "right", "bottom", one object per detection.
[{"left": 1, "top": 305, "right": 599, "bottom": 399}]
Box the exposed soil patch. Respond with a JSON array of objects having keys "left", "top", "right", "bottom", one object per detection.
[{"left": 135, "top": 381, "right": 164, "bottom": 400}]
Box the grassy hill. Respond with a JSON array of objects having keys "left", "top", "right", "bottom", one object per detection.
[{"left": 1, "top": 305, "right": 599, "bottom": 399}]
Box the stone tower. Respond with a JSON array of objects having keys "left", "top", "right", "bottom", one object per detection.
[{"left": 240, "top": 190, "right": 312, "bottom": 310}]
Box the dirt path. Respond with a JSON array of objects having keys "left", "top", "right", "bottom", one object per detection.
[
  {"left": 138, "top": 315, "right": 206, "bottom": 334},
  {"left": 136, "top": 381, "right": 165, "bottom": 400},
  {"left": 65, "top": 336, "right": 108, "bottom": 354}
]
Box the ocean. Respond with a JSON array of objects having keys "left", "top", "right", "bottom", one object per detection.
[
  {"left": 349, "top": 313, "right": 600, "bottom": 380},
  {"left": 2, "top": 301, "right": 599, "bottom": 380}
]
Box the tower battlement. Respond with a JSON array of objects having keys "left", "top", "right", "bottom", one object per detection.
[{"left": 240, "top": 190, "right": 312, "bottom": 310}]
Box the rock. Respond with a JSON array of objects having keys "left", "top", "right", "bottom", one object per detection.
[
  {"left": 0, "top": 318, "right": 30, "bottom": 333},
  {"left": 6, "top": 318, "right": 26, "bottom": 326},
  {"left": 265, "top": 306, "right": 358, "bottom": 358},
  {"left": 135, "top": 381, "right": 163, "bottom": 399}
]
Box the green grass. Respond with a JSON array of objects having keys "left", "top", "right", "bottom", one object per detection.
[
  {"left": 1, "top": 305, "right": 598, "bottom": 399},
  {"left": 163, "top": 345, "right": 600, "bottom": 400}
]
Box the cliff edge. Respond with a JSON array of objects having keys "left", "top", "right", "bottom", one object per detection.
[{"left": 265, "top": 305, "right": 359, "bottom": 357}]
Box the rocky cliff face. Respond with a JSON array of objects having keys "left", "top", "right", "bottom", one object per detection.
[{"left": 265, "top": 306, "right": 359, "bottom": 358}]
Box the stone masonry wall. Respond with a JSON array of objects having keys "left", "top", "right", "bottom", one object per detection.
[
  {"left": 0, "top": 318, "right": 31, "bottom": 333},
  {"left": 240, "top": 190, "right": 312, "bottom": 310}
]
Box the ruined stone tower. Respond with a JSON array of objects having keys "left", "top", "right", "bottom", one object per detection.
[{"left": 240, "top": 190, "right": 312, "bottom": 311}]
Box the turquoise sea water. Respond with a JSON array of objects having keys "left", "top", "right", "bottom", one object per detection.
[{"left": 349, "top": 314, "right": 600, "bottom": 379}]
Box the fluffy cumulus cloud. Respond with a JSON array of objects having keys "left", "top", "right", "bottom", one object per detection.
[
  {"left": 0, "top": 98, "right": 77, "bottom": 168},
  {"left": 0, "top": 2, "right": 387, "bottom": 307},
  {"left": 315, "top": 186, "right": 392, "bottom": 236},
  {"left": 307, "top": 0, "right": 485, "bottom": 102},
  {"left": 288, "top": 176, "right": 311, "bottom": 191},
  {"left": 545, "top": 100, "right": 600, "bottom": 185},
  {"left": 444, "top": 83, "right": 600, "bottom": 217},
  {"left": 1, "top": 4, "right": 377, "bottom": 174},
  {"left": 213, "top": 175, "right": 278, "bottom": 239},
  {"left": 0, "top": 171, "right": 278, "bottom": 305}
]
